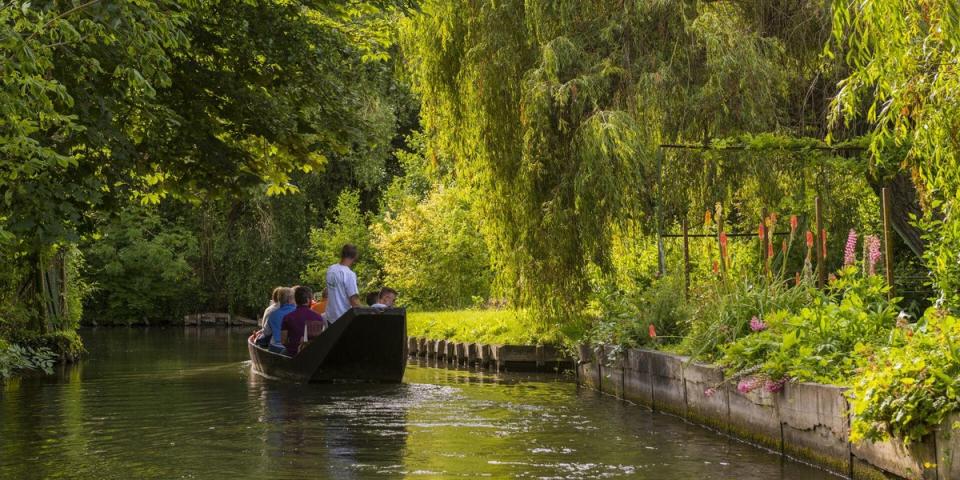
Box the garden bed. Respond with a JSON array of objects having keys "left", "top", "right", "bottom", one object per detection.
[{"left": 578, "top": 345, "right": 954, "bottom": 480}]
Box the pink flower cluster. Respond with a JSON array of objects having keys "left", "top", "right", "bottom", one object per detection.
[
  {"left": 864, "top": 234, "right": 881, "bottom": 275},
  {"left": 844, "top": 229, "right": 858, "bottom": 267},
  {"left": 737, "top": 377, "right": 760, "bottom": 394},
  {"left": 737, "top": 376, "right": 787, "bottom": 394},
  {"left": 749, "top": 316, "right": 767, "bottom": 332},
  {"left": 764, "top": 377, "right": 787, "bottom": 393}
]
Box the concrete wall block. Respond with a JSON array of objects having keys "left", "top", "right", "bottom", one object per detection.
[
  {"left": 683, "top": 362, "right": 728, "bottom": 431},
  {"left": 852, "top": 434, "right": 937, "bottom": 480},
  {"left": 936, "top": 413, "right": 960, "bottom": 480},
  {"left": 779, "top": 382, "right": 851, "bottom": 474},
  {"left": 599, "top": 345, "right": 625, "bottom": 399},
  {"left": 435, "top": 340, "right": 447, "bottom": 359},
  {"left": 407, "top": 337, "right": 419, "bottom": 357},
  {"left": 622, "top": 349, "right": 653, "bottom": 407},
  {"left": 728, "top": 387, "right": 782, "bottom": 451},
  {"left": 577, "top": 346, "right": 601, "bottom": 390},
  {"left": 647, "top": 350, "right": 687, "bottom": 416},
  {"left": 426, "top": 339, "right": 437, "bottom": 357}
]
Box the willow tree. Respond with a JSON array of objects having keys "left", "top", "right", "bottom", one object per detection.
[
  {"left": 400, "top": 0, "right": 854, "bottom": 325},
  {"left": 830, "top": 0, "right": 960, "bottom": 309}
]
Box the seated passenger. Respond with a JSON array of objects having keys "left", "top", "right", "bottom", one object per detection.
[
  {"left": 261, "top": 287, "right": 284, "bottom": 326},
  {"left": 310, "top": 288, "right": 328, "bottom": 316},
  {"left": 255, "top": 287, "right": 285, "bottom": 347},
  {"left": 365, "top": 291, "right": 379, "bottom": 306},
  {"left": 263, "top": 287, "right": 295, "bottom": 354},
  {"left": 282, "top": 285, "right": 326, "bottom": 355},
  {"left": 370, "top": 287, "right": 397, "bottom": 309}
]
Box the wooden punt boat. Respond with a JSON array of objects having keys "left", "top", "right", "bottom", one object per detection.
[{"left": 247, "top": 307, "right": 406, "bottom": 383}]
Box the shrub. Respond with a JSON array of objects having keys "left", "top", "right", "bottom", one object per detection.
[
  {"left": 303, "top": 190, "right": 381, "bottom": 292},
  {"left": 82, "top": 207, "right": 200, "bottom": 324},
  {"left": 848, "top": 308, "right": 960, "bottom": 444},
  {"left": 372, "top": 186, "right": 492, "bottom": 309},
  {"left": 680, "top": 275, "right": 814, "bottom": 361},
  {"left": 720, "top": 268, "right": 899, "bottom": 386},
  {"left": 0, "top": 339, "right": 56, "bottom": 380},
  {"left": 584, "top": 272, "right": 690, "bottom": 348}
]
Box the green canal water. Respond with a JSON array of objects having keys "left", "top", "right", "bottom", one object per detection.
[{"left": 0, "top": 328, "right": 837, "bottom": 479}]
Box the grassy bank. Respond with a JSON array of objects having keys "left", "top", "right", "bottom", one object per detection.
[{"left": 408, "top": 310, "right": 561, "bottom": 346}]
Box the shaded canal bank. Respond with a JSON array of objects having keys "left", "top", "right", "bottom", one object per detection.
[{"left": 1, "top": 328, "right": 834, "bottom": 479}]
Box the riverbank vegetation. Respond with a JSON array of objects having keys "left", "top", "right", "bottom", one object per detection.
[
  {"left": 3, "top": 0, "right": 960, "bottom": 450},
  {"left": 409, "top": 310, "right": 560, "bottom": 346}
]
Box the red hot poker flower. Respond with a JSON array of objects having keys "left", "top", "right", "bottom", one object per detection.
[
  {"left": 759, "top": 223, "right": 766, "bottom": 240},
  {"left": 805, "top": 230, "right": 814, "bottom": 248},
  {"left": 767, "top": 241, "right": 774, "bottom": 258},
  {"left": 790, "top": 215, "right": 798, "bottom": 232},
  {"left": 648, "top": 324, "right": 657, "bottom": 338},
  {"left": 782, "top": 239, "right": 787, "bottom": 253}
]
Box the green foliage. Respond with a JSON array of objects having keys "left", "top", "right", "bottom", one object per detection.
[
  {"left": 584, "top": 272, "right": 690, "bottom": 348},
  {"left": 82, "top": 207, "right": 200, "bottom": 324},
  {"left": 829, "top": 0, "right": 960, "bottom": 311},
  {"left": 408, "top": 310, "right": 560, "bottom": 346},
  {"left": 849, "top": 309, "right": 960, "bottom": 444},
  {"left": 720, "top": 268, "right": 899, "bottom": 385},
  {"left": 373, "top": 185, "right": 492, "bottom": 310},
  {"left": 400, "top": 0, "right": 871, "bottom": 327},
  {"left": 681, "top": 276, "right": 815, "bottom": 362},
  {"left": 304, "top": 190, "right": 380, "bottom": 293},
  {"left": 0, "top": 340, "right": 56, "bottom": 380}
]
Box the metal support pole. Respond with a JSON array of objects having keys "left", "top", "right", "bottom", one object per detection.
[
  {"left": 815, "top": 196, "right": 827, "bottom": 288},
  {"left": 655, "top": 149, "right": 667, "bottom": 276},
  {"left": 882, "top": 188, "right": 895, "bottom": 298}
]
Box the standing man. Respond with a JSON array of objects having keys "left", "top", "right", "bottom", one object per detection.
[{"left": 325, "top": 244, "right": 361, "bottom": 323}]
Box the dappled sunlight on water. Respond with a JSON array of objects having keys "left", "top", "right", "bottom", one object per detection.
[{"left": 0, "top": 328, "right": 837, "bottom": 479}]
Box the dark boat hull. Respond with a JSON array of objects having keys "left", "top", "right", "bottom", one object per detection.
[{"left": 248, "top": 307, "right": 407, "bottom": 383}]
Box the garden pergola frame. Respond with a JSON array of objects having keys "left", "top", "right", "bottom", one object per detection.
[{"left": 653, "top": 142, "right": 895, "bottom": 298}]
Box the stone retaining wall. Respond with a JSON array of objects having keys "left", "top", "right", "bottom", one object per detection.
[
  {"left": 407, "top": 336, "right": 573, "bottom": 372},
  {"left": 578, "top": 346, "right": 956, "bottom": 480}
]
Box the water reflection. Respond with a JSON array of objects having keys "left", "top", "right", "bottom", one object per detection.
[{"left": 0, "top": 329, "right": 837, "bottom": 479}]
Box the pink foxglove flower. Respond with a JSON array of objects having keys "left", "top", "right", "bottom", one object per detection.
[
  {"left": 844, "top": 229, "right": 858, "bottom": 266},
  {"left": 749, "top": 316, "right": 767, "bottom": 332}
]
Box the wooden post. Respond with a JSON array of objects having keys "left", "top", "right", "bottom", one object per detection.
[
  {"left": 815, "top": 196, "right": 827, "bottom": 288},
  {"left": 682, "top": 216, "right": 690, "bottom": 297},
  {"left": 882, "top": 188, "right": 895, "bottom": 298}
]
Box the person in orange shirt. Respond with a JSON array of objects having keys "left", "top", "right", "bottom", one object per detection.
[{"left": 310, "top": 288, "right": 328, "bottom": 316}]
